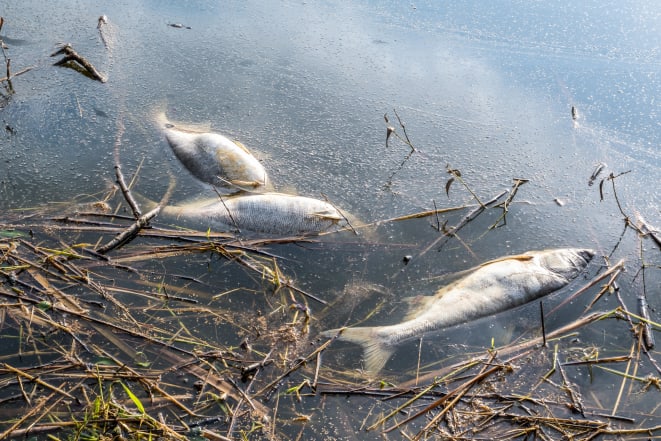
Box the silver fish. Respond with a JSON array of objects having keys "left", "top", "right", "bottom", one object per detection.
[
  {"left": 156, "top": 113, "right": 269, "bottom": 192},
  {"left": 161, "top": 192, "right": 347, "bottom": 235},
  {"left": 322, "top": 248, "right": 594, "bottom": 373}
]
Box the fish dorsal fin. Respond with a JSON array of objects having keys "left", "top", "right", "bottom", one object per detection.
[
  {"left": 401, "top": 295, "right": 436, "bottom": 321},
  {"left": 478, "top": 254, "right": 534, "bottom": 267}
]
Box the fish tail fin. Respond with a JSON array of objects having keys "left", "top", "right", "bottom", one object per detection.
[
  {"left": 153, "top": 109, "right": 170, "bottom": 129},
  {"left": 322, "top": 327, "right": 395, "bottom": 374},
  {"left": 152, "top": 108, "right": 211, "bottom": 133},
  {"left": 130, "top": 192, "right": 160, "bottom": 213},
  {"left": 151, "top": 100, "right": 172, "bottom": 129}
]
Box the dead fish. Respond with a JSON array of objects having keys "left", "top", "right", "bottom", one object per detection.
[
  {"left": 155, "top": 112, "right": 269, "bottom": 193},
  {"left": 322, "top": 248, "right": 594, "bottom": 373},
  {"left": 588, "top": 162, "right": 606, "bottom": 187},
  {"left": 161, "top": 192, "right": 348, "bottom": 235}
]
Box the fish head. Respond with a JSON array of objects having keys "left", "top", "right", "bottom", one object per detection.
[{"left": 534, "top": 248, "right": 595, "bottom": 280}]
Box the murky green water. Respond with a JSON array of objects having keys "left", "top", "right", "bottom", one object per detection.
[{"left": 1, "top": 1, "right": 659, "bottom": 439}]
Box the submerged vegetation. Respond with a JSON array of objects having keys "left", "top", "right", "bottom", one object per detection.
[{"left": 1, "top": 12, "right": 660, "bottom": 441}]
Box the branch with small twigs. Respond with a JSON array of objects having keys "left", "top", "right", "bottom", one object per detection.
[
  {"left": 599, "top": 171, "right": 659, "bottom": 350},
  {"left": 0, "top": 17, "right": 34, "bottom": 89},
  {"left": 444, "top": 166, "right": 485, "bottom": 207},
  {"left": 396, "top": 188, "right": 510, "bottom": 276},
  {"left": 96, "top": 118, "right": 175, "bottom": 254},
  {"left": 384, "top": 109, "right": 415, "bottom": 152},
  {"left": 112, "top": 118, "right": 141, "bottom": 218},
  {"left": 383, "top": 110, "right": 418, "bottom": 190}
]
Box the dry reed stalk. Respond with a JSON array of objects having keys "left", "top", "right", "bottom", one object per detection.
[
  {"left": 382, "top": 352, "right": 502, "bottom": 435},
  {"left": 546, "top": 259, "right": 625, "bottom": 316},
  {"left": 401, "top": 311, "right": 610, "bottom": 388},
  {"left": 0, "top": 394, "right": 56, "bottom": 438},
  {"left": 2, "top": 363, "right": 76, "bottom": 400},
  {"left": 254, "top": 335, "right": 335, "bottom": 400}
]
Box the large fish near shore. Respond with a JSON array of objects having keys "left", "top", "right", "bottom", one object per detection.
[
  {"left": 155, "top": 112, "right": 269, "bottom": 193},
  {"left": 159, "top": 192, "right": 349, "bottom": 235},
  {"left": 322, "top": 248, "right": 595, "bottom": 373}
]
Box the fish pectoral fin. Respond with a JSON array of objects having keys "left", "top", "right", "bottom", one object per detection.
[
  {"left": 228, "top": 179, "right": 265, "bottom": 188},
  {"left": 310, "top": 210, "right": 343, "bottom": 221},
  {"left": 402, "top": 295, "right": 436, "bottom": 321}
]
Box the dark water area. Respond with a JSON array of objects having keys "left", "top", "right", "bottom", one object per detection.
[{"left": 0, "top": 1, "right": 659, "bottom": 439}]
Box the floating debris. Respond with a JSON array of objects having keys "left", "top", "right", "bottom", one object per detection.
[
  {"left": 167, "top": 23, "right": 191, "bottom": 29},
  {"left": 51, "top": 43, "right": 107, "bottom": 83},
  {"left": 588, "top": 162, "right": 606, "bottom": 186}
]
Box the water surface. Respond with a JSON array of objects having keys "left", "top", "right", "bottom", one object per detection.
[{"left": 0, "top": 1, "right": 659, "bottom": 439}]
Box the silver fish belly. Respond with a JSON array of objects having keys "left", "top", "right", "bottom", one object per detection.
[
  {"left": 158, "top": 114, "right": 268, "bottom": 192},
  {"left": 163, "top": 192, "right": 347, "bottom": 235},
  {"left": 322, "top": 248, "right": 594, "bottom": 373}
]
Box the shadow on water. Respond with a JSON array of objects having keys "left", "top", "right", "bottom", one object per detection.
[{"left": 0, "top": 1, "right": 660, "bottom": 439}]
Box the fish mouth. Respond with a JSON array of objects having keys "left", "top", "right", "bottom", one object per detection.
[{"left": 575, "top": 248, "right": 596, "bottom": 264}]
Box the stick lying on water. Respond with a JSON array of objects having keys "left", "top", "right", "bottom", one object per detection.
[
  {"left": 95, "top": 206, "right": 161, "bottom": 254},
  {"left": 51, "top": 44, "right": 106, "bottom": 83},
  {"left": 95, "top": 176, "right": 175, "bottom": 254},
  {"left": 97, "top": 118, "right": 175, "bottom": 254},
  {"left": 112, "top": 119, "right": 142, "bottom": 218},
  {"left": 0, "top": 66, "right": 33, "bottom": 84},
  {"left": 546, "top": 258, "right": 624, "bottom": 316}
]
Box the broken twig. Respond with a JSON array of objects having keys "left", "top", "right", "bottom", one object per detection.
[{"left": 51, "top": 44, "right": 106, "bottom": 83}]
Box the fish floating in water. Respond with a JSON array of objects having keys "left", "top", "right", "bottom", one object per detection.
[
  {"left": 160, "top": 192, "right": 348, "bottom": 235},
  {"left": 322, "top": 248, "right": 594, "bottom": 373},
  {"left": 155, "top": 112, "right": 269, "bottom": 193}
]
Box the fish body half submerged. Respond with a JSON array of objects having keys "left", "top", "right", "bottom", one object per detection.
[
  {"left": 162, "top": 192, "right": 348, "bottom": 235},
  {"left": 323, "top": 248, "right": 595, "bottom": 373},
  {"left": 156, "top": 112, "right": 269, "bottom": 192}
]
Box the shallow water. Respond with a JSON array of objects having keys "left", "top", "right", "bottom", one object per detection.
[{"left": 1, "top": 1, "right": 659, "bottom": 439}]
